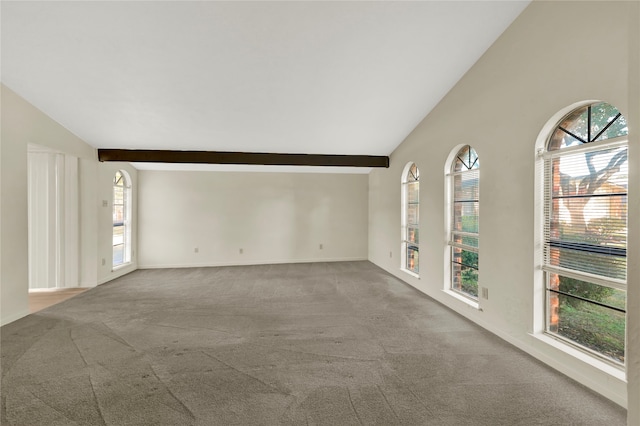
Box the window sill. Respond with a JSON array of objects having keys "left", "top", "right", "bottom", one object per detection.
[
  {"left": 401, "top": 268, "right": 420, "bottom": 279},
  {"left": 112, "top": 262, "right": 132, "bottom": 272},
  {"left": 530, "top": 332, "right": 626, "bottom": 382},
  {"left": 443, "top": 289, "right": 481, "bottom": 310}
]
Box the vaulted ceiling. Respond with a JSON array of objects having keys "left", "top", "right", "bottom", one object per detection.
[{"left": 2, "top": 1, "right": 529, "bottom": 172}]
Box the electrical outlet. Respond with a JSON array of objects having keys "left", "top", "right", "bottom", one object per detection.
[
  {"left": 481, "top": 287, "right": 489, "bottom": 300},
  {"left": 102, "top": 200, "right": 108, "bottom": 207},
  {"left": 239, "top": 248, "right": 243, "bottom": 254},
  {"left": 390, "top": 251, "right": 393, "bottom": 258},
  {"left": 194, "top": 247, "right": 199, "bottom": 253},
  {"left": 319, "top": 243, "right": 323, "bottom": 250},
  {"left": 101, "top": 258, "right": 105, "bottom": 266}
]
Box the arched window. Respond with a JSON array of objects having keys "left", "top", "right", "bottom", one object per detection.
[
  {"left": 541, "top": 102, "right": 628, "bottom": 364},
  {"left": 402, "top": 163, "right": 420, "bottom": 275},
  {"left": 448, "top": 145, "right": 479, "bottom": 299},
  {"left": 113, "top": 170, "right": 132, "bottom": 267}
]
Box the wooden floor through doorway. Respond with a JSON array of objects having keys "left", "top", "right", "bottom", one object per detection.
[{"left": 29, "top": 288, "right": 88, "bottom": 313}]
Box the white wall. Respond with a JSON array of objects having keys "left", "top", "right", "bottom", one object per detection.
[
  {"left": 138, "top": 171, "right": 368, "bottom": 268},
  {"left": 0, "top": 85, "right": 138, "bottom": 324},
  {"left": 369, "top": 1, "right": 637, "bottom": 409}
]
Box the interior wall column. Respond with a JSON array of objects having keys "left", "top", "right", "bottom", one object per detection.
[{"left": 626, "top": 1, "right": 640, "bottom": 424}]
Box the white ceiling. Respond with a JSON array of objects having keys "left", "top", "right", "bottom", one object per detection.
[{"left": 2, "top": 0, "right": 529, "bottom": 173}]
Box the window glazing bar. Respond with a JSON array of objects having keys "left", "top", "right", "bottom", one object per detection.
[
  {"left": 448, "top": 241, "right": 479, "bottom": 252},
  {"left": 541, "top": 265, "right": 626, "bottom": 291},
  {"left": 541, "top": 136, "right": 627, "bottom": 159},
  {"left": 591, "top": 113, "right": 622, "bottom": 142},
  {"left": 547, "top": 240, "right": 626, "bottom": 257},
  {"left": 552, "top": 192, "right": 627, "bottom": 200},
  {"left": 547, "top": 288, "right": 626, "bottom": 313},
  {"left": 451, "top": 260, "right": 478, "bottom": 270}
]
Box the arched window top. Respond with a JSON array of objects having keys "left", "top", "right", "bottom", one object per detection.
[
  {"left": 405, "top": 163, "right": 419, "bottom": 182},
  {"left": 114, "top": 170, "right": 130, "bottom": 187},
  {"left": 453, "top": 145, "right": 479, "bottom": 172},
  {"left": 547, "top": 102, "right": 628, "bottom": 152}
]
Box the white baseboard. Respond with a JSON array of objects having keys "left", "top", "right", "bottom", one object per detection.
[
  {"left": 369, "top": 258, "right": 627, "bottom": 408},
  {"left": 1, "top": 309, "right": 30, "bottom": 326},
  {"left": 98, "top": 263, "right": 138, "bottom": 285},
  {"left": 138, "top": 257, "right": 368, "bottom": 269}
]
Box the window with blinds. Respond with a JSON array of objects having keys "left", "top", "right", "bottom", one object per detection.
[
  {"left": 449, "top": 146, "right": 479, "bottom": 299},
  {"left": 402, "top": 163, "right": 420, "bottom": 275},
  {"left": 542, "top": 102, "right": 628, "bottom": 364}
]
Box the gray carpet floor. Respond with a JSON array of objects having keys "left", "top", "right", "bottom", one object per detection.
[{"left": 1, "top": 261, "right": 627, "bottom": 425}]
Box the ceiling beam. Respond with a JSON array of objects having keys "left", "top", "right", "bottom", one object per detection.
[{"left": 98, "top": 149, "right": 389, "bottom": 168}]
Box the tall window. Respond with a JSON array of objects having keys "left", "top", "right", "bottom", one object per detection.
[
  {"left": 113, "top": 170, "right": 131, "bottom": 267},
  {"left": 448, "top": 146, "right": 479, "bottom": 299},
  {"left": 542, "top": 102, "right": 627, "bottom": 364},
  {"left": 402, "top": 163, "right": 420, "bottom": 274}
]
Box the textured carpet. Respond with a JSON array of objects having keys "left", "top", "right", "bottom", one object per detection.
[{"left": 1, "top": 261, "right": 626, "bottom": 425}]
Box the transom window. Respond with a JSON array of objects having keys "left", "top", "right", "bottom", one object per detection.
[
  {"left": 542, "top": 102, "right": 628, "bottom": 364},
  {"left": 402, "top": 163, "right": 419, "bottom": 275},
  {"left": 113, "top": 170, "right": 132, "bottom": 267},
  {"left": 448, "top": 146, "right": 479, "bottom": 299}
]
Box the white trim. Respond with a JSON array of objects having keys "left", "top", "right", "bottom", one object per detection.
[
  {"left": 531, "top": 332, "right": 626, "bottom": 381},
  {"left": 98, "top": 263, "right": 137, "bottom": 285},
  {"left": 371, "top": 258, "right": 627, "bottom": 407},
  {"left": 401, "top": 268, "right": 420, "bottom": 279},
  {"left": 138, "top": 257, "right": 368, "bottom": 270},
  {"left": 443, "top": 288, "right": 480, "bottom": 310},
  {"left": 28, "top": 287, "right": 92, "bottom": 293},
  {"left": 0, "top": 309, "right": 30, "bottom": 326},
  {"left": 447, "top": 241, "right": 479, "bottom": 252},
  {"left": 111, "top": 262, "right": 133, "bottom": 273},
  {"left": 540, "top": 136, "right": 628, "bottom": 159},
  {"left": 542, "top": 265, "right": 627, "bottom": 291}
]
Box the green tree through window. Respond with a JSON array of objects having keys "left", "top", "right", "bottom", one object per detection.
[
  {"left": 543, "top": 102, "right": 628, "bottom": 363},
  {"left": 449, "top": 145, "right": 479, "bottom": 299}
]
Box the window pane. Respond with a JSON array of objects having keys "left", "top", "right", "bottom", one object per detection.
[
  {"left": 113, "top": 225, "right": 124, "bottom": 245},
  {"left": 548, "top": 290, "right": 625, "bottom": 363},
  {"left": 591, "top": 102, "right": 628, "bottom": 141},
  {"left": 407, "top": 227, "right": 419, "bottom": 244},
  {"left": 452, "top": 234, "right": 478, "bottom": 249},
  {"left": 113, "top": 244, "right": 124, "bottom": 266},
  {"left": 548, "top": 146, "right": 627, "bottom": 280},
  {"left": 548, "top": 273, "right": 626, "bottom": 310},
  {"left": 453, "top": 202, "right": 478, "bottom": 234},
  {"left": 407, "top": 204, "right": 419, "bottom": 226},
  {"left": 114, "top": 186, "right": 124, "bottom": 204},
  {"left": 548, "top": 127, "right": 583, "bottom": 150},
  {"left": 456, "top": 249, "right": 478, "bottom": 268},
  {"left": 407, "top": 182, "right": 419, "bottom": 203},
  {"left": 114, "top": 171, "right": 123, "bottom": 186},
  {"left": 594, "top": 116, "right": 628, "bottom": 142},
  {"left": 451, "top": 247, "right": 479, "bottom": 297},
  {"left": 407, "top": 245, "right": 419, "bottom": 273},
  {"left": 452, "top": 255, "right": 478, "bottom": 299},
  {"left": 559, "top": 107, "right": 588, "bottom": 143},
  {"left": 113, "top": 205, "right": 124, "bottom": 224},
  {"left": 454, "top": 146, "right": 479, "bottom": 171},
  {"left": 407, "top": 164, "right": 419, "bottom": 182},
  {"left": 453, "top": 171, "right": 479, "bottom": 201},
  {"left": 547, "top": 246, "right": 626, "bottom": 280}
]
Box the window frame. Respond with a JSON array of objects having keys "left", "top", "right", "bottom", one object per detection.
[
  {"left": 113, "top": 170, "right": 132, "bottom": 269},
  {"left": 539, "top": 102, "right": 628, "bottom": 367},
  {"left": 446, "top": 145, "right": 480, "bottom": 303},
  {"left": 401, "top": 162, "right": 420, "bottom": 277}
]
